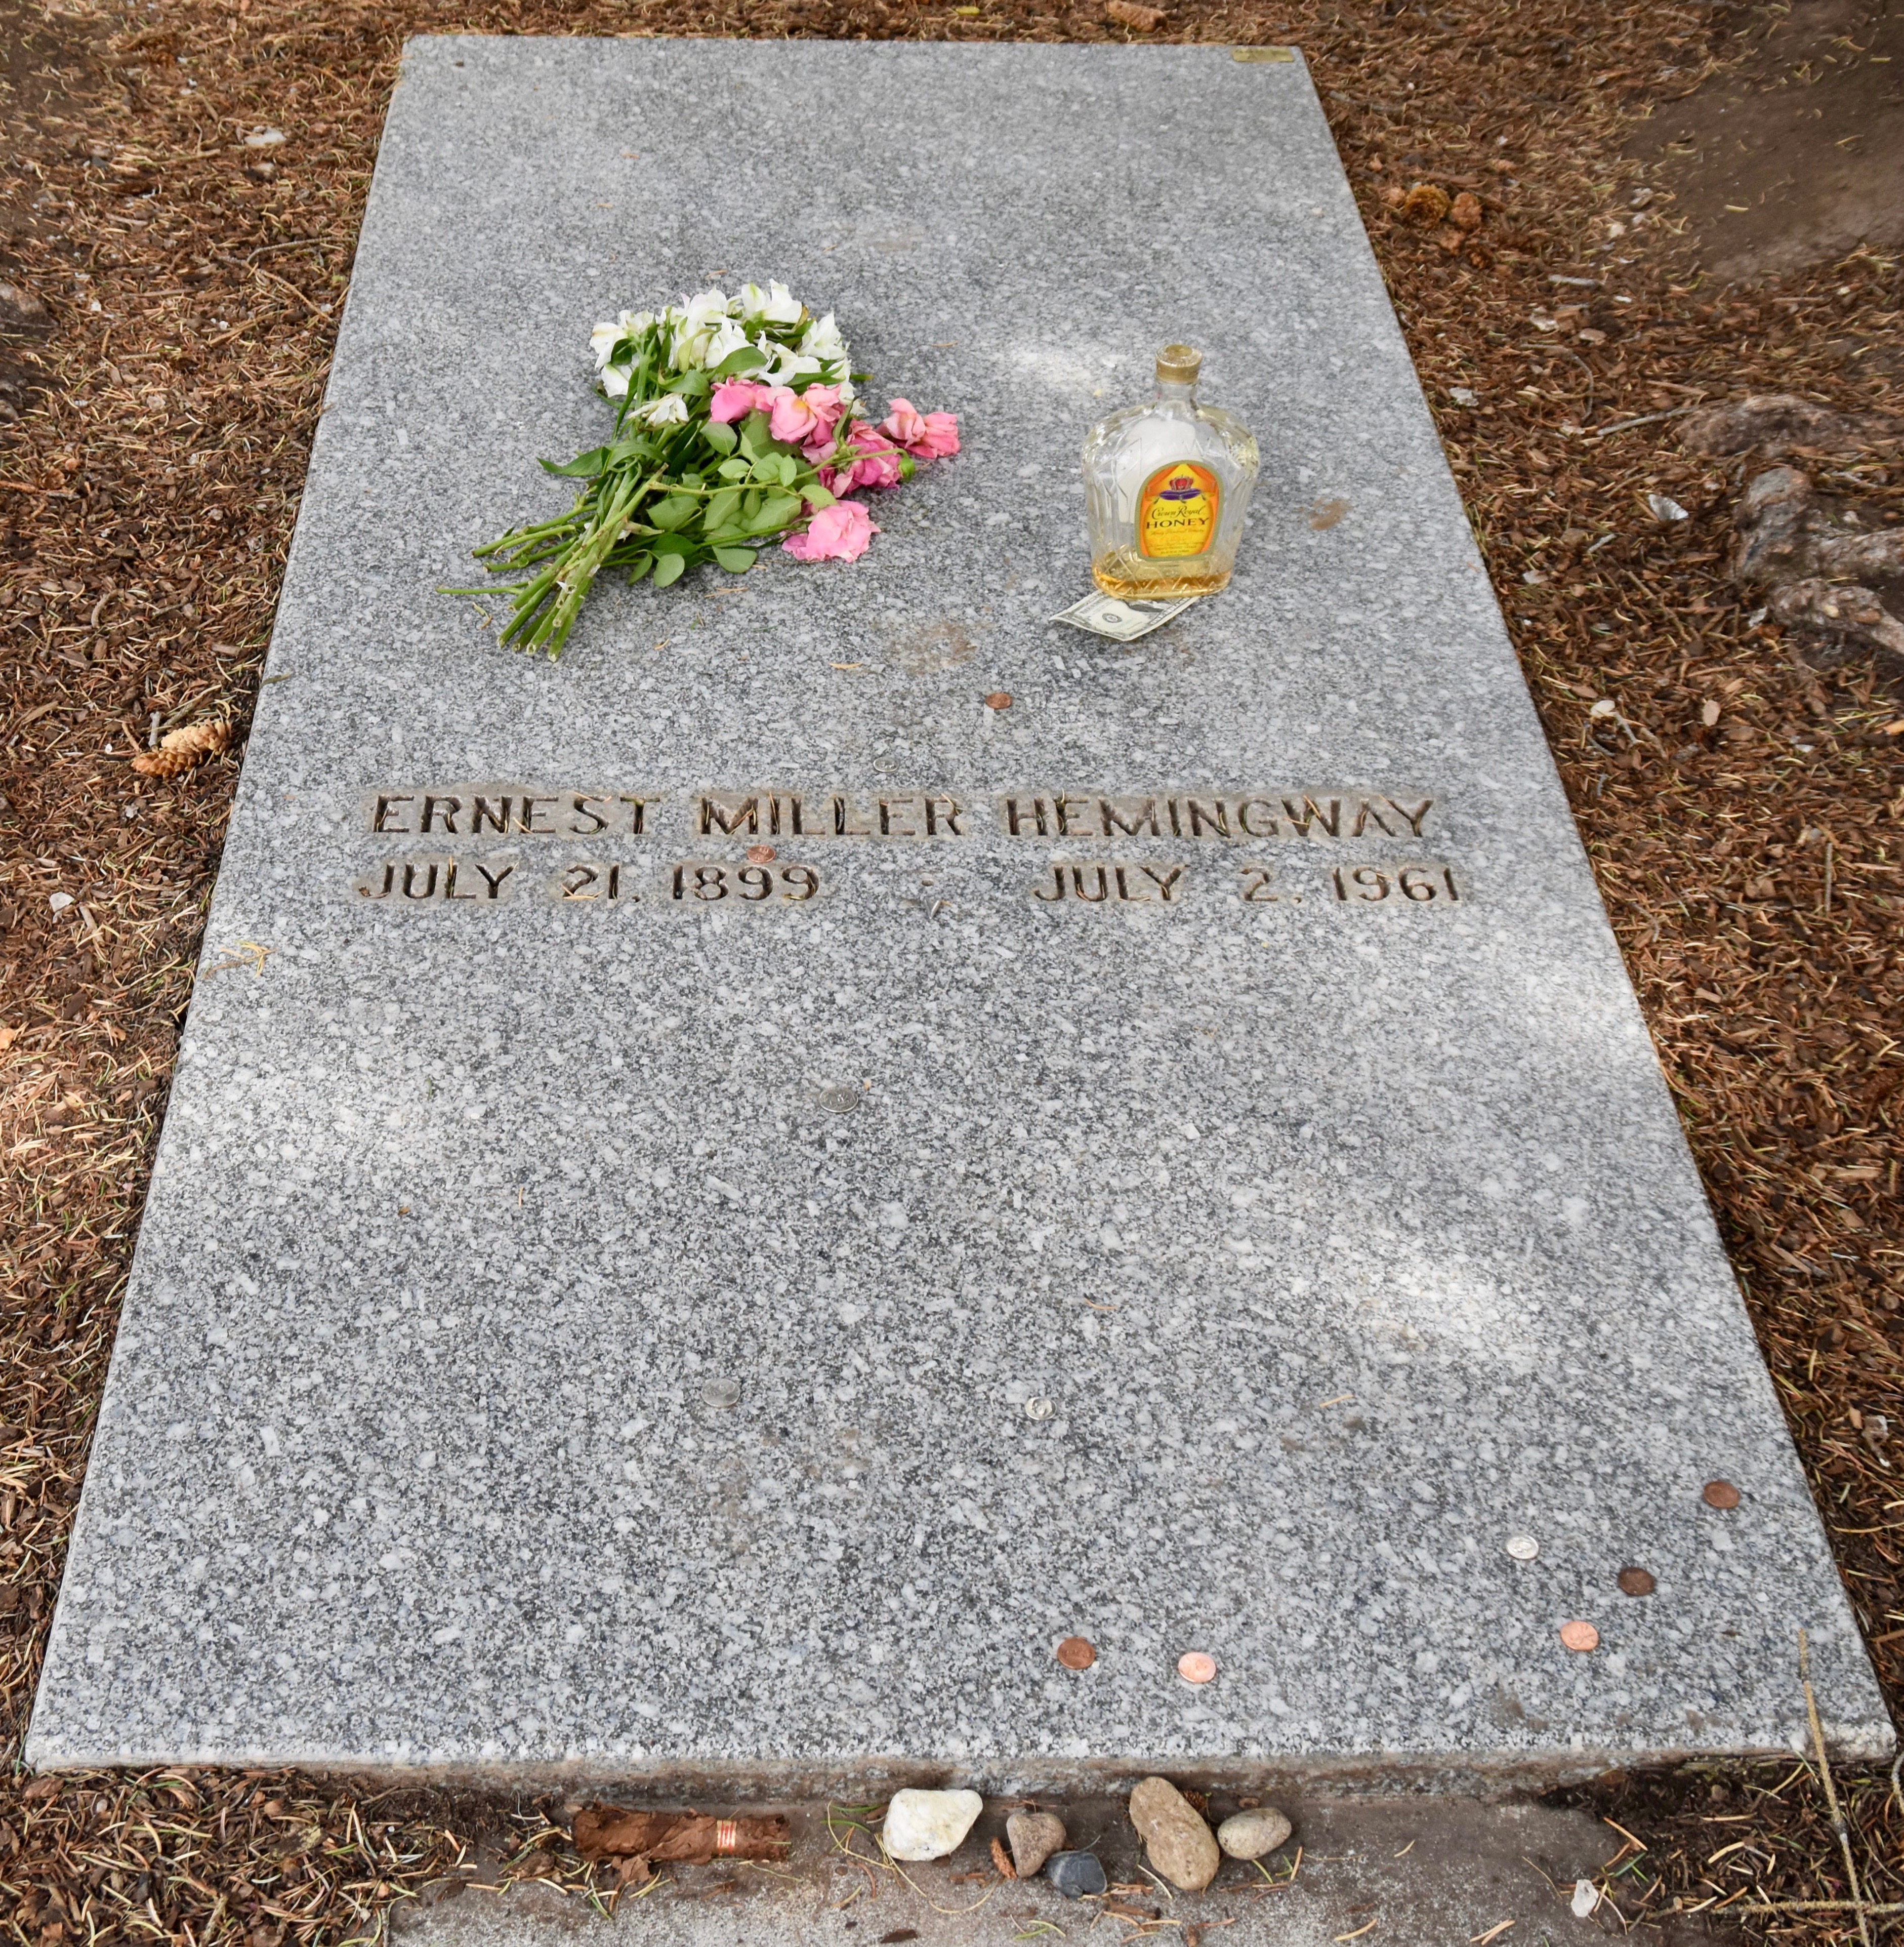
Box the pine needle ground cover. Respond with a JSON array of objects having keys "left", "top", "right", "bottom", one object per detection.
[{"left": 0, "top": 0, "right": 1898, "bottom": 1939}]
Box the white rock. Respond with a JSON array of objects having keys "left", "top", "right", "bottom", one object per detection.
[{"left": 882, "top": 1788, "right": 984, "bottom": 1861}]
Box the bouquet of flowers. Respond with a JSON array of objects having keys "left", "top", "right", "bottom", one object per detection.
[{"left": 456, "top": 281, "right": 958, "bottom": 659}]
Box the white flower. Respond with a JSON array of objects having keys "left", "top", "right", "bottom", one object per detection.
[
  {"left": 738, "top": 279, "right": 804, "bottom": 326},
  {"left": 636, "top": 393, "right": 689, "bottom": 426},
  {"left": 590, "top": 309, "right": 653, "bottom": 369},
  {"left": 701, "top": 318, "right": 752, "bottom": 371},
  {"left": 669, "top": 288, "right": 731, "bottom": 370},
  {"left": 758, "top": 347, "right": 823, "bottom": 387},
  {"left": 600, "top": 363, "right": 632, "bottom": 399},
  {"left": 680, "top": 288, "right": 729, "bottom": 332},
  {"left": 801, "top": 311, "right": 848, "bottom": 368}
]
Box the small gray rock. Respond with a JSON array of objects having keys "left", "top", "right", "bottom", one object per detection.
[
  {"left": 1008, "top": 1809, "right": 1066, "bottom": 1879},
  {"left": 1217, "top": 1806, "right": 1293, "bottom": 1859},
  {"left": 1129, "top": 1776, "right": 1220, "bottom": 1892},
  {"left": 1045, "top": 1850, "right": 1107, "bottom": 1899}
]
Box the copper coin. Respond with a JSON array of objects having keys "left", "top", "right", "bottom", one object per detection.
[
  {"left": 1559, "top": 1619, "right": 1600, "bottom": 1653},
  {"left": 1703, "top": 1479, "right": 1741, "bottom": 1510},
  {"left": 746, "top": 844, "right": 776, "bottom": 864},
  {"left": 1617, "top": 1566, "right": 1656, "bottom": 1598},
  {"left": 1056, "top": 1635, "right": 1097, "bottom": 1671},
  {"left": 1177, "top": 1651, "right": 1218, "bottom": 1685},
  {"left": 983, "top": 691, "right": 1013, "bottom": 711}
]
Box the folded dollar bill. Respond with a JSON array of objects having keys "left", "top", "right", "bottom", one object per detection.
[{"left": 1048, "top": 591, "right": 1202, "bottom": 641}]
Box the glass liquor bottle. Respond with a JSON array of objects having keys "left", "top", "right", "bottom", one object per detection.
[{"left": 1082, "top": 344, "right": 1259, "bottom": 600}]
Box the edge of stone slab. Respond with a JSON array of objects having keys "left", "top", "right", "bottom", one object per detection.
[{"left": 20, "top": 1734, "right": 1895, "bottom": 1796}]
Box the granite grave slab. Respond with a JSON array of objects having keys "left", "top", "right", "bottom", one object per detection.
[{"left": 28, "top": 38, "right": 1889, "bottom": 1786}]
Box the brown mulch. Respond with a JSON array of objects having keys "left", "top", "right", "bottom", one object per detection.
[{"left": 0, "top": 0, "right": 1899, "bottom": 1941}]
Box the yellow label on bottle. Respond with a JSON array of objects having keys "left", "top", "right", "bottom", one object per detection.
[{"left": 1138, "top": 462, "right": 1220, "bottom": 559}]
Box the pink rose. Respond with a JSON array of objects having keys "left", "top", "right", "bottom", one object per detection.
[
  {"left": 710, "top": 379, "right": 771, "bottom": 424},
  {"left": 768, "top": 383, "right": 845, "bottom": 448},
  {"left": 910, "top": 412, "right": 960, "bottom": 460},
  {"left": 879, "top": 398, "right": 928, "bottom": 448},
  {"left": 783, "top": 499, "right": 879, "bottom": 563},
  {"left": 839, "top": 423, "right": 905, "bottom": 490},
  {"left": 877, "top": 400, "right": 958, "bottom": 459}
]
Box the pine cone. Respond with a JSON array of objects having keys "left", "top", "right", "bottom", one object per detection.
[
  {"left": 1400, "top": 182, "right": 1451, "bottom": 227},
  {"left": 1450, "top": 191, "right": 1484, "bottom": 231},
  {"left": 991, "top": 1836, "right": 1017, "bottom": 1880},
  {"left": 132, "top": 718, "right": 233, "bottom": 777}
]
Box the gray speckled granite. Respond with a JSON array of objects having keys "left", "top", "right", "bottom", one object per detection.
[{"left": 29, "top": 39, "right": 1889, "bottom": 1786}]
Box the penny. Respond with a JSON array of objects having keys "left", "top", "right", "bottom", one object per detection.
[
  {"left": 1617, "top": 1566, "right": 1656, "bottom": 1597},
  {"left": 1703, "top": 1478, "right": 1741, "bottom": 1509},
  {"left": 1177, "top": 1651, "right": 1218, "bottom": 1685},
  {"left": 983, "top": 691, "right": 1013, "bottom": 710},
  {"left": 1505, "top": 1534, "right": 1539, "bottom": 1561},
  {"left": 746, "top": 844, "right": 776, "bottom": 863},
  {"left": 1055, "top": 1635, "right": 1097, "bottom": 1671},
  {"left": 1559, "top": 1619, "right": 1600, "bottom": 1652}
]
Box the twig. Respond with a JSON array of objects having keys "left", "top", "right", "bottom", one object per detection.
[
  {"left": 1800, "top": 1627, "right": 1874, "bottom": 1947},
  {"left": 253, "top": 264, "right": 334, "bottom": 317},
  {"left": 1587, "top": 404, "right": 1698, "bottom": 441}
]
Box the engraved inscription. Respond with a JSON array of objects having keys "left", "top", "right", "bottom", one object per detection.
[
  {"left": 1000, "top": 793, "right": 1433, "bottom": 841},
  {"left": 696, "top": 792, "right": 966, "bottom": 839},
  {"left": 366, "top": 789, "right": 660, "bottom": 837},
  {"left": 552, "top": 862, "right": 636, "bottom": 903},
  {"left": 354, "top": 856, "right": 518, "bottom": 902},
  {"left": 1029, "top": 862, "right": 1188, "bottom": 904},
  {"left": 1332, "top": 863, "right": 1462, "bottom": 905},
  {"left": 350, "top": 783, "right": 1459, "bottom": 913},
  {"left": 671, "top": 861, "right": 821, "bottom": 903}
]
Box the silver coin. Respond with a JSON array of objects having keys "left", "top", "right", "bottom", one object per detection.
[
  {"left": 1505, "top": 1534, "right": 1539, "bottom": 1561},
  {"left": 818, "top": 1084, "right": 858, "bottom": 1114},
  {"left": 702, "top": 1377, "right": 742, "bottom": 1409}
]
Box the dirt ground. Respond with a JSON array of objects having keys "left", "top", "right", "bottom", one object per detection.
[{"left": 1, "top": 0, "right": 1901, "bottom": 1941}]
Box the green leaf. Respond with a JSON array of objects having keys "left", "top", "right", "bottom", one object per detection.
[
  {"left": 653, "top": 552, "right": 687, "bottom": 588},
  {"left": 741, "top": 487, "right": 762, "bottom": 521},
  {"left": 803, "top": 484, "right": 837, "bottom": 510},
  {"left": 749, "top": 456, "right": 782, "bottom": 484},
  {"left": 702, "top": 488, "right": 742, "bottom": 532},
  {"left": 623, "top": 551, "right": 655, "bottom": 583},
  {"left": 673, "top": 368, "right": 711, "bottom": 399},
  {"left": 712, "top": 546, "right": 756, "bottom": 573},
  {"left": 717, "top": 457, "right": 751, "bottom": 479},
  {"left": 650, "top": 532, "right": 695, "bottom": 557},
  {"left": 748, "top": 493, "right": 802, "bottom": 533},
  {"left": 777, "top": 453, "right": 801, "bottom": 488},
  {"left": 738, "top": 410, "right": 773, "bottom": 459},
  {"left": 540, "top": 445, "right": 609, "bottom": 478},
  {"left": 649, "top": 496, "right": 700, "bottom": 532},
  {"left": 710, "top": 344, "right": 767, "bottom": 378},
  {"left": 702, "top": 420, "right": 738, "bottom": 456}
]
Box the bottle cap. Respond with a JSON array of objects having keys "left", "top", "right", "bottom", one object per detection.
[{"left": 1156, "top": 343, "right": 1202, "bottom": 383}]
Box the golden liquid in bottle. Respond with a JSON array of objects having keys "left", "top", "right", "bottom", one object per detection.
[{"left": 1090, "top": 547, "right": 1234, "bottom": 600}]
